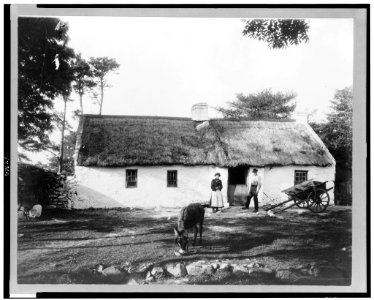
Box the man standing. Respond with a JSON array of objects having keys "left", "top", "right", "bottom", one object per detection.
[{"left": 242, "top": 168, "right": 262, "bottom": 212}]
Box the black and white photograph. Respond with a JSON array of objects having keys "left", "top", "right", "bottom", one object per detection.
[{"left": 6, "top": 4, "right": 369, "bottom": 296}]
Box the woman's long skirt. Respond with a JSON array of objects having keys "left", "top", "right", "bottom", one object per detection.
[{"left": 210, "top": 190, "right": 224, "bottom": 208}]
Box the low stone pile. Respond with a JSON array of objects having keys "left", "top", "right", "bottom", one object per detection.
[
  {"left": 91, "top": 258, "right": 347, "bottom": 285},
  {"left": 18, "top": 163, "right": 78, "bottom": 211}
]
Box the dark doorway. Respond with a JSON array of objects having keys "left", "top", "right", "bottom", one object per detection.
[
  {"left": 228, "top": 166, "right": 248, "bottom": 185},
  {"left": 228, "top": 166, "right": 249, "bottom": 206}
]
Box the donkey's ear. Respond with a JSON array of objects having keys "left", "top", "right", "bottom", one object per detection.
[{"left": 173, "top": 227, "right": 179, "bottom": 236}]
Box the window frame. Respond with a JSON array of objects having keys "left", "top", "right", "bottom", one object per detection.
[
  {"left": 167, "top": 170, "right": 178, "bottom": 188},
  {"left": 294, "top": 170, "right": 308, "bottom": 185},
  {"left": 126, "top": 169, "right": 138, "bottom": 188}
]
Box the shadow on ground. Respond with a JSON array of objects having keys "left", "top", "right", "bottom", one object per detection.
[{"left": 17, "top": 206, "right": 352, "bottom": 285}]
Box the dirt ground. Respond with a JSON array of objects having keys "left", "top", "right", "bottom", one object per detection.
[{"left": 17, "top": 205, "right": 352, "bottom": 285}]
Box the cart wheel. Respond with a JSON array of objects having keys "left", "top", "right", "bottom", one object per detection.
[
  {"left": 294, "top": 197, "right": 311, "bottom": 209},
  {"left": 307, "top": 189, "right": 330, "bottom": 213}
]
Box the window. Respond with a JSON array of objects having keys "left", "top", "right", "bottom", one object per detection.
[
  {"left": 167, "top": 170, "right": 178, "bottom": 187},
  {"left": 126, "top": 169, "right": 137, "bottom": 188},
  {"left": 294, "top": 170, "right": 308, "bottom": 185}
]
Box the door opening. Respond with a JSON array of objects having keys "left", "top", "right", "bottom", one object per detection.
[{"left": 228, "top": 166, "right": 249, "bottom": 206}]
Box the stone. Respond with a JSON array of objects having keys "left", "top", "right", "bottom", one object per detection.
[
  {"left": 165, "top": 263, "right": 188, "bottom": 278},
  {"left": 151, "top": 266, "right": 164, "bottom": 277},
  {"left": 102, "top": 266, "right": 123, "bottom": 276},
  {"left": 248, "top": 262, "right": 260, "bottom": 268},
  {"left": 145, "top": 271, "right": 155, "bottom": 282},
  {"left": 232, "top": 265, "right": 248, "bottom": 275},
  {"left": 201, "top": 264, "right": 215, "bottom": 275},
  {"left": 97, "top": 265, "right": 104, "bottom": 273},
  {"left": 186, "top": 265, "right": 205, "bottom": 276},
  {"left": 233, "top": 265, "right": 248, "bottom": 274},
  {"left": 258, "top": 267, "right": 274, "bottom": 274},
  {"left": 218, "top": 263, "right": 232, "bottom": 272},
  {"left": 275, "top": 269, "right": 301, "bottom": 282}
]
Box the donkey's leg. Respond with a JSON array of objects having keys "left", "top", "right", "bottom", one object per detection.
[
  {"left": 192, "top": 226, "right": 198, "bottom": 246},
  {"left": 199, "top": 221, "right": 203, "bottom": 244}
]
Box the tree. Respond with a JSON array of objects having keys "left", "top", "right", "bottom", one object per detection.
[
  {"left": 217, "top": 89, "right": 296, "bottom": 120},
  {"left": 72, "top": 54, "right": 96, "bottom": 114},
  {"left": 242, "top": 19, "right": 309, "bottom": 49},
  {"left": 310, "top": 87, "right": 353, "bottom": 203},
  {"left": 310, "top": 87, "right": 353, "bottom": 168},
  {"left": 47, "top": 130, "right": 77, "bottom": 175},
  {"left": 59, "top": 93, "right": 71, "bottom": 173},
  {"left": 18, "top": 17, "right": 75, "bottom": 151},
  {"left": 89, "top": 57, "right": 120, "bottom": 115}
]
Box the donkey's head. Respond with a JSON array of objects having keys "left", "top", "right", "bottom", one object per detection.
[{"left": 174, "top": 227, "right": 189, "bottom": 254}]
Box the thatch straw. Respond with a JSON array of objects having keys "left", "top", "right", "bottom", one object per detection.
[{"left": 75, "top": 115, "right": 334, "bottom": 168}]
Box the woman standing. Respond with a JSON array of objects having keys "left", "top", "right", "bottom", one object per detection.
[{"left": 210, "top": 173, "right": 224, "bottom": 213}]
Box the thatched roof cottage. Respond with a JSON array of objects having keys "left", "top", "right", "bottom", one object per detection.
[{"left": 74, "top": 104, "right": 335, "bottom": 208}]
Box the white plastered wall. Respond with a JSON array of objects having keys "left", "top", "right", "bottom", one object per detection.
[
  {"left": 74, "top": 165, "right": 228, "bottom": 208},
  {"left": 260, "top": 165, "right": 336, "bottom": 205}
]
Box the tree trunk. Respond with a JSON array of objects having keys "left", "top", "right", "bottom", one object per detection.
[
  {"left": 59, "top": 96, "right": 67, "bottom": 173},
  {"left": 99, "top": 81, "right": 104, "bottom": 115},
  {"left": 79, "top": 93, "right": 83, "bottom": 114}
]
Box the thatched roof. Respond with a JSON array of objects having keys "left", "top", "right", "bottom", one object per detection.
[{"left": 75, "top": 115, "right": 335, "bottom": 168}]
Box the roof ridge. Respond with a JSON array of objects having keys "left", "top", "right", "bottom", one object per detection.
[
  {"left": 82, "top": 114, "right": 297, "bottom": 123},
  {"left": 82, "top": 114, "right": 192, "bottom": 121}
]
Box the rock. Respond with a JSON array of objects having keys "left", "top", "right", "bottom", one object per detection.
[
  {"left": 102, "top": 266, "right": 123, "bottom": 276},
  {"left": 186, "top": 265, "right": 205, "bottom": 276},
  {"left": 201, "top": 264, "right": 215, "bottom": 275},
  {"left": 248, "top": 262, "right": 261, "bottom": 268},
  {"left": 258, "top": 267, "right": 274, "bottom": 274},
  {"left": 275, "top": 269, "right": 302, "bottom": 282},
  {"left": 219, "top": 263, "right": 232, "bottom": 272},
  {"left": 165, "top": 263, "right": 188, "bottom": 278},
  {"left": 145, "top": 271, "right": 155, "bottom": 282},
  {"left": 151, "top": 266, "right": 164, "bottom": 277},
  {"left": 233, "top": 265, "right": 248, "bottom": 274},
  {"left": 97, "top": 265, "right": 104, "bottom": 273}
]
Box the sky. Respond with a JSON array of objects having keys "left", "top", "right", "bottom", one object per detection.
[{"left": 28, "top": 17, "right": 354, "bottom": 164}]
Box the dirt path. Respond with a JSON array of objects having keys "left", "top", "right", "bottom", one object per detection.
[{"left": 17, "top": 206, "right": 351, "bottom": 285}]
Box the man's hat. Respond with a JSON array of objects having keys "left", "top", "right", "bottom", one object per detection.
[
  {"left": 252, "top": 168, "right": 258, "bottom": 173},
  {"left": 214, "top": 172, "right": 221, "bottom": 177}
]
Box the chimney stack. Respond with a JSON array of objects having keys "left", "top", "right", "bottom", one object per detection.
[{"left": 191, "top": 102, "right": 209, "bottom": 122}]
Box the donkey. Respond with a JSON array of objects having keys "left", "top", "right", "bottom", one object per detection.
[{"left": 174, "top": 203, "right": 205, "bottom": 254}]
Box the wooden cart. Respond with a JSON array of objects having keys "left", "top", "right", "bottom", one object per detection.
[{"left": 264, "top": 180, "right": 333, "bottom": 214}]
